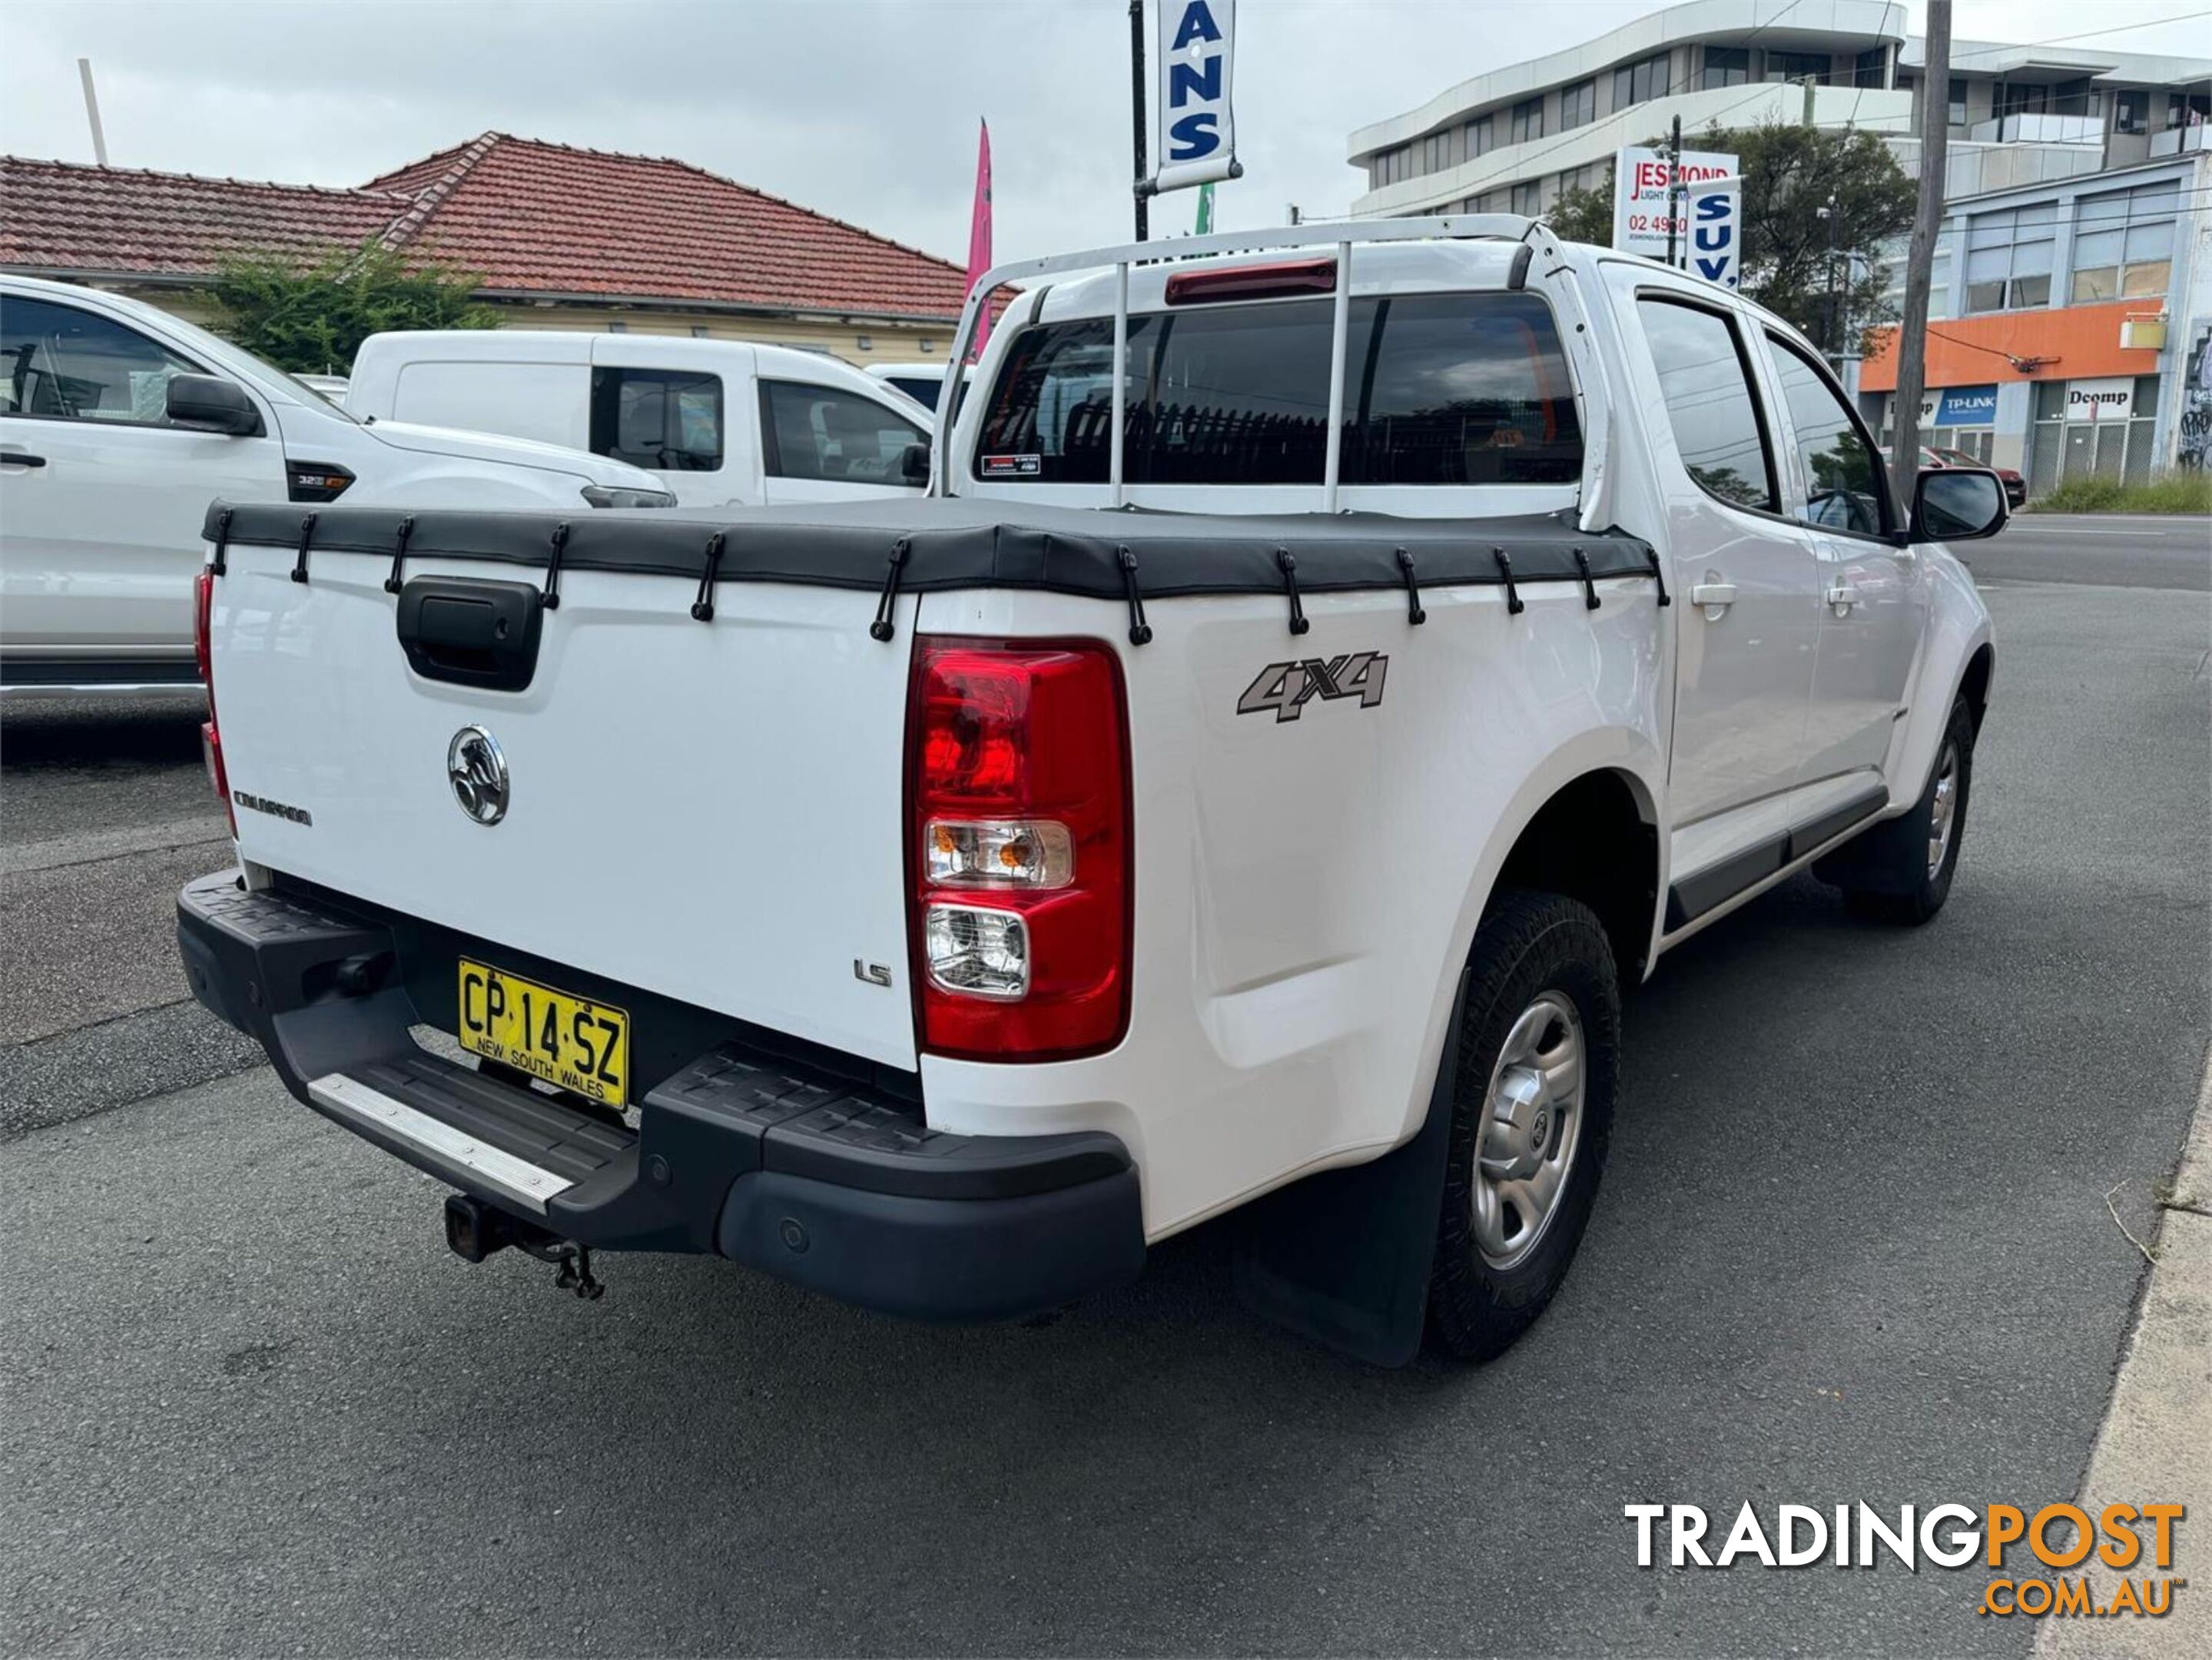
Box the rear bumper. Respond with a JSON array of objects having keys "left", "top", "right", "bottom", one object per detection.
[{"left": 177, "top": 870, "right": 1143, "bottom": 1320}]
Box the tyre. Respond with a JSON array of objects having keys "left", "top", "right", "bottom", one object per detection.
[
  {"left": 1426, "top": 888, "right": 1621, "bottom": 1363},
  {"left": 1816, "top": 696, "right": 1975, "bottom": 927}
]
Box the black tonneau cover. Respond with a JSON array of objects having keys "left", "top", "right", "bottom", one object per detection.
[{"left": 205, "top": 497, "right": 1658, "bottom": 606}]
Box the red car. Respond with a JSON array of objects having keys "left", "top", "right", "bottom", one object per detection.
[{"left": 1925, "top": 445, "right": 2026, "bottom": 509}]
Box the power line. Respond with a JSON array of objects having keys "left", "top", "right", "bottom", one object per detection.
[{"left": 1945, "top": 12, "right": 2212, "bottom": 63}]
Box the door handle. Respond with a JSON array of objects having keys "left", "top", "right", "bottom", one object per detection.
[
  {"left": 1826, "top": 583, "right": 1859, "bottom": 613},
  {"left": 1690, "top": 580, "right": 1736, "bottom": 616},
  {"left": 0, "top": 450, "right": 48, "bottom": 468}
]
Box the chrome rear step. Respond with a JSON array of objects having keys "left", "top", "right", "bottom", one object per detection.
[{"left": 306, "top": 1051, "right": 635, "bottom": 1214}]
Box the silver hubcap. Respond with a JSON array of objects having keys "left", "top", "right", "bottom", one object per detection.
[
  {"left": 1473, "top": 992, "right": 1585, "bottom": 1270},
  {"left": 1927, "top": 741, "right": 1959, "bottom": 878}
]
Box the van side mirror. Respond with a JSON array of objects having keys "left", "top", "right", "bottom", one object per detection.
[
  {"left": 166, "top": 374, "right": 263, "bottom": 437},
  {"left": 1909, "top": 466, "right": 2008, "bottom": 543},
  {"left": 898, "top": 442, "right": 931, "bottom": 486}
]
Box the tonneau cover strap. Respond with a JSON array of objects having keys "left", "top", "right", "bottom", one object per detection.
[
  {"left": 1491, "top": 546, "right": 1524, "bottom": 616},
  {"left": 290, "top": 513, "right": 317, "bottom": 584},
  {"left": 868, "top": 537, "right": 911, "bottom": 642},
  {"left": 1117, "top": 546, "right": 1152, "bottom": 646},
  {"left": 1275, "top": 546, "right": 1309, "bottom": 636},
  {"left": 1571, "top": 547, "right": 1601, "bottom": 611},
  {"left": 383, "top": 515, "right": 414, "bottom": 596},
  {"left": 210, "top": 506, "right": 233, "bottom": 578},
  {"left": 1645, "top": 545, "right": 1671, "bottom": 606},
  {"left": 540, "top": 522, "right": 569, "bottom": 610},
  {"left": 1395, "top": 547, "right": 1426, "bottom": 626},
  {"left": 691, "top": 531, "right": 727, "bottom": 622}
]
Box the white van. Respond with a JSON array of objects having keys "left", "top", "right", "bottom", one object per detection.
[{"left": 346, "top": 333, "right": 934, "bottom": 510}]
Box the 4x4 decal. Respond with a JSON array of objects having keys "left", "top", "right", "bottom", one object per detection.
[{"left": 1236, "top": 652, "right": 1388, "bottom": 723}]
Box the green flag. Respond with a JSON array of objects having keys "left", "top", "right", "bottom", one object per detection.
[{"left": 1194, "top": 181, "right": 1214, "bottom": 236}]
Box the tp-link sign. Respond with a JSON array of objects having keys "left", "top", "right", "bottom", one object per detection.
[{"left": 1153, "top": 0, "right": 1239, "bottom": 193}]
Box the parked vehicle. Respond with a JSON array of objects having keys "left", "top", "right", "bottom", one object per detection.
[
  {"left": 0, "top": 274, "right": 672, "bottom": 699},
  {"left": 1928, "top": 444, "right": 2027, "bottom": 509},
  {"left": 866, "top": 360, "right": 970, "bottom": 417},
  {"left": 346, "top": 333, "right": 934, "bottom": 510},
  {"left": 177, "top": 219, "right": 2005, "bottom": 1363}
]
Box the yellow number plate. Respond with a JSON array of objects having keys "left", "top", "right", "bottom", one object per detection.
[{"left": 456, "top": 959, "right": 630, "bottom": 1107}]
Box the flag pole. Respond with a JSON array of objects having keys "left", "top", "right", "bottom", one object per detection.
[{"left": 1130, "top": 0, "right": 1150, "bottom": 239}]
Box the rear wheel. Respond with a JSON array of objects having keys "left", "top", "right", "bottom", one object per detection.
[
  {"left": 1816, "top": 697, "right": 1976, "bottom": 926},
  {"left": 1427, "top": 889, "right": 1620, "bottom": 1363}
]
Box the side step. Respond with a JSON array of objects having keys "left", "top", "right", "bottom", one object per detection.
[{"left": 307, "top": 1051, "right": 635, "bottom": 1215}]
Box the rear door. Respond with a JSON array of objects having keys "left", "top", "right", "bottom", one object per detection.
[
  {"left": 1757, "top": 330, "right": 1926, "bottom": 792},
  {"left": 0, "top": 291, "right": 283, "bottom": 666},
  {"left": 1623, "top": 284, "right": 1820, "bottom": 842}
]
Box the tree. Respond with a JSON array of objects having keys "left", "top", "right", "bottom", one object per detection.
[
  {"left": 211, "top": 237, "right": 499, "bottom": 374},
  {"left": 1539, "top": 118, "right": 1916, "bottom": 352}
]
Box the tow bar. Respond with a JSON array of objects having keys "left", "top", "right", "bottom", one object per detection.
[{"left": 443, "top": 1194, "right": 605, "bottom": 1300}]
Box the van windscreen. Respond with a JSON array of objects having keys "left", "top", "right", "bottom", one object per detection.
[{"left": 973, "top": 291, "right": 1582, "bottom": 487}]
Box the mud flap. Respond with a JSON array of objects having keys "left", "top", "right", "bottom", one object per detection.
[{"left": 1232, "top": 969, "right": 1467, "bottom": 1367}]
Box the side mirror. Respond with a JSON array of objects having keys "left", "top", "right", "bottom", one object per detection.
[
  {"left": 166, "top": 374, "right": 263, "bottom": 437},
  {"left": 898, "top": 442, "right": 932, "bottom": 486},
  {"left": 1909, "top": 465, "right": 2008, "bottom": 543}
]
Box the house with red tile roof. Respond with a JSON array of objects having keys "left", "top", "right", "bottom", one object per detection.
[{"left": 0, "top": 132, "right": 985, "bottom": 365}]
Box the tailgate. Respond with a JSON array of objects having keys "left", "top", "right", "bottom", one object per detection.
[{"left": 208, "top": 545, "right": 917, "bottom": 1070}]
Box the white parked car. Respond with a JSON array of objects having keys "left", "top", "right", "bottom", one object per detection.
[
  {"left": 865, "top": 360, "right": 970, "bottom": 417},
  {"left": 346, "top": 332, "right": 934, "bottom": 510},
  {"left": 177, "top": 219, "right": 2003, "bottom": 1363},
  {"left": 0, "top": 274, "right": 672, "bottom": 698}
]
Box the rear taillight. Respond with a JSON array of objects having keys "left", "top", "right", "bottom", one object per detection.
[
  {"left": 907, "top": 638, "right": 1131, "bottom": 1061},
  {"left": 195, "top": 566, "right": 235, "bottom": 837}
]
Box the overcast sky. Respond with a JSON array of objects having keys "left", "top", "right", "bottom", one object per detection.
[{"left": 3, "top": 0, "right": 2207, "bottom": 269}]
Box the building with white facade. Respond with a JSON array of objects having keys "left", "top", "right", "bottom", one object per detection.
[{"left": 1345, "top": 0, "right": 2212, "bottom": 483}]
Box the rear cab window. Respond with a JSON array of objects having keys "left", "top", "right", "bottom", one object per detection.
[{"left": 973, "top": 291, "right": 1582, "bottom": 488}]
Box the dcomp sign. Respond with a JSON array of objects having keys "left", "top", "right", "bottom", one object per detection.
[{"left": 1153, "top": 0, "right": 1240, "bottom": 193}]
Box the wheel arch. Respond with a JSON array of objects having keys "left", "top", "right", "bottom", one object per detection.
[{"left": 1488, "top": 768, "right": 1662, "bottom": 986}]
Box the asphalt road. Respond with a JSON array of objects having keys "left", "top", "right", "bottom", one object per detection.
[
  {"left": 1962, "top": 511, "right": 2210, "bottom": 591},
  {"left": 3, "top": 549, "right": 2207, "bottom": 1655}
]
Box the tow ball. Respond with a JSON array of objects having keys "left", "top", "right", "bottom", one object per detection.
[{"left": 443, "top": 1194, "right": 605, "bottom": 1300}]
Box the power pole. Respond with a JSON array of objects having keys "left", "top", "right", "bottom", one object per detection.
[
  {"left": 1129, "top": 0, "right": 1151, "bottom": 241},
  {"left": 1663, "top": 114, "right": 1683, "bottom": 269},
  {"left": 1819, "top": 192, "right": 1839, "bottom": 370},
  {"left": 1889, "top": 0, "right": 1949, "bottom": 505}
]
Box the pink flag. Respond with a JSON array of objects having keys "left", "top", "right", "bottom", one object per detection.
[{"left": 963, "top": 119, "right": 993, "bottom": 361}]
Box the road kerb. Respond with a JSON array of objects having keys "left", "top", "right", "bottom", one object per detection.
[{"left": 2035, "top": 1052, "right": 2212, "bottom": 1658}]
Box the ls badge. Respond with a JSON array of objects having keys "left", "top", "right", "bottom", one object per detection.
[{"left": 1236, "top": 652, "right": 1388, "bottom": 724}]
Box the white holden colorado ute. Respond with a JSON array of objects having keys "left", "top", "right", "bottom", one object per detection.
[
  {"left": 0, "top": 274, "right": 672, "bottom": 699},
  {"left": 177, "top": 219, "right": 2004, "bottom": 1363}
]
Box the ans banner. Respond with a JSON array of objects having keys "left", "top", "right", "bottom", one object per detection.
[{"left": 1153, "top": 0, "right": 1239, "bottom": 194}]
